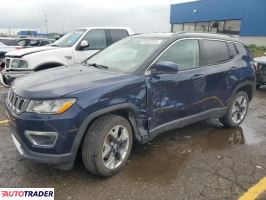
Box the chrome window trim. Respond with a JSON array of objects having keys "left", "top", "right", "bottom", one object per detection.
[{"left": 144, "top": 37, "right": 244, "bottom": 75}]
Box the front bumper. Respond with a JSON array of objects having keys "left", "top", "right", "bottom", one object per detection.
[
  {"left": 11, "top": 133, "right": 74, "bottom": 169},
  {"left": 1, "top": 69, "right": 33, "bottom": 87},
  {"left": 6, "top": 102, "right": 88, "bottom": 169}
]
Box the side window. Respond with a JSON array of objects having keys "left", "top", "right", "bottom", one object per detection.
[
  {"left": 110, "top": 29, "right": 129, "bottom": 44},
  {"left": 235, "top": 43, "right": 248, "bottom": 56},
  {"left": 40, "top": 40, "right": 50, "bottom": 46},
  {"left": 227, "top": 42, "right": 238, "bottom": 58},
  {"left": 201, "top": 40, "right": 230, "bottom": 65},
  {"left": 157, "top": 39, "right": 199, "bottom": 71},
  {"left": 82, "top": 29, "right": 107, "bottom": 50}
]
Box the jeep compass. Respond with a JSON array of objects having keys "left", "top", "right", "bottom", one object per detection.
[{"left": 6, "top": 32, "right": 255, "bottom": 177}]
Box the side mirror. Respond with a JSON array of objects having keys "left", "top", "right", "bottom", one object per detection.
[
  {"left": 149, "top": 61, "right": 179, "bottom": 75},
  {"left": 79, "top": 40, "right": 89, "bottom": 49}
]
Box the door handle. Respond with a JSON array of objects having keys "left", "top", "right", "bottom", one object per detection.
[
  {"left": 191, "top": 74, "right": 206, "bottom": 79},
  {"left": 230, "top": 67, "right": 238, "bottom": 71}
]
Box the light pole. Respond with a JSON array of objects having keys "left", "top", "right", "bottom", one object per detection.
[
  {"left": 62, "top": 20, "right": 64, "bottom": 34},
  {"left": 44, "top": 14, "right": 49, "bottom": 38}
]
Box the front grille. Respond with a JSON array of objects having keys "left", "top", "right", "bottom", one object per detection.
[
  {"left": 6, "top": 90, "right": 29, "bottom": 114},
  {"left": 5, "top": 58, "right": 10, "bottom": 68}
]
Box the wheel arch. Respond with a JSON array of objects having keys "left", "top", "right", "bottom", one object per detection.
[
  {"left": 70, "top": 103, "right": 147, "bottom": 159},
  {"left": 34, "top": 62, "right": 64, "bottom": 71},
  {"left": 234, "top": 81, "right": 255, "bottom": 101}
]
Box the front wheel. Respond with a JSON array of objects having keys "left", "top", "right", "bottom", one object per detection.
[
  {"left": 220, "top": 91, "right": 249, "bottom": 128},
  {"left": 82, "top": 114, "right": 133, "bottom": 177}
]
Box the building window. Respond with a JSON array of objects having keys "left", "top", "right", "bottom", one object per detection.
[
  {"left": 172, "top": 24, "right": 183, "bottom": 32},
  {"left": 172, "top": 19, "right": 241, "bottom": 35},
  {"left": 223, "top": 20, "right": 241, "bottom": 35},
  {"left": 209, "top": 21, "right": 224, "bottom": 33},
  {"left": 183, "top": 23, "right": 195, "bottom": 32},
  {"left": 195, "top": 22, "right": 209, "bottom": 32}
]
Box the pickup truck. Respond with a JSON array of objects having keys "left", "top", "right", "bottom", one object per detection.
[{"left": 1, "top": 27, "right": 133, "bottom": 86}]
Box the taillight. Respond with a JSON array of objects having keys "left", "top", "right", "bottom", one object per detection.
[
  {"left": 15, "top": 47, "right": 23, "bottom": 50},
  {"left": 253, "top": 62, "right": 258, "bottom": 72},
  {"left": 254, "top": 63, "right": 262, "bottom": 74}
]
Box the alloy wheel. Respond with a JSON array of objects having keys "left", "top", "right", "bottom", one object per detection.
[
  {"left": 231, "top": 95, "right": 248, "bottom": 124},
  {"left": 102, "top": 125, "right": 130, "bottom": 170}
]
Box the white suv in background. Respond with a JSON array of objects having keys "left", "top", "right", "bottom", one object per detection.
[{"left": 1, "top": 27, "right": 133, "bottom": 86}]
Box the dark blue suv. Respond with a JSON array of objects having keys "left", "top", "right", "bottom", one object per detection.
[{"left": 6, "top": 32, "right": 255, "bottom": 177}]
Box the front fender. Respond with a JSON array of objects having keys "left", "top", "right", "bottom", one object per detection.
[{"left": 70, "top": 103, "right": 148, "bottom": 160}]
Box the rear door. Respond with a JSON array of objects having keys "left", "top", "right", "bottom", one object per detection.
[
  {"left": 106, "top": 29, "right": 129, "bottom": 45},
  {"left": 201, "top": 39, "right": 241, "bottom": 110}
]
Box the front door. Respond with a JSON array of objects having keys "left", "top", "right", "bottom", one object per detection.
[
  {"left": 73, "top": 29, "right": 107, "bottom": 63},
  {"left": 146, "top": 39, "right": 207, "bottom": 131}
]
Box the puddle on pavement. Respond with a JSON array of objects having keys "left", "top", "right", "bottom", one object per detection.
[{"left": 126, "top": 118, "right": 266, "bottom": 183}]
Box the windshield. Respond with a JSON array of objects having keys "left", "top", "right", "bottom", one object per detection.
[
  {"left": 52, "top": 29, "right": 85, "bottom": 47},
  {"left": 85, "top": 37, "right": 165, "bottom": 73}
]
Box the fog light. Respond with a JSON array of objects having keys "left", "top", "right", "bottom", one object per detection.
[{"left": 24, "top": 130, "right": 58, "bottom": 148}]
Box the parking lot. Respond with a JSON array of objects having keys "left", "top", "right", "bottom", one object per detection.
[{"left": 0, "top": 86, "right": 265, "bottom": 199}]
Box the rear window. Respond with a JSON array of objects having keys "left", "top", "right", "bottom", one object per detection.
[
  {"left": 235, "top": 43, "right": 248, "bottom": 56},
  {"left": 201, "top": 40, "right": 230, "bottom": 65},
  {"left": 0, "top": 39, "right": 18, "bottom": 46},
  {"left": 110, "top": 29, "right": 129, "bottom": 43}
]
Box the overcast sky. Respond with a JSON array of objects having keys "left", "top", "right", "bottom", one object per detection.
[{"left": 0, "top": 0, "right": 198, "bottom": 34}]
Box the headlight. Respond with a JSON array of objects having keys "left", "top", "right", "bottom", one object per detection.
[
  {"left": 26, "top": 98, "right": 76, "bottom": 114},
  {"left": 18, "top": 60, "right": 28, "bottom": 68},
  {"left": 11, "top": 59, "right": 28, "bottom": 68}
]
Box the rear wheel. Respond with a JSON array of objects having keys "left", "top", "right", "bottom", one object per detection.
[
  {"left": 220, "top": 91, "right": 249, "bottom": 128},
  {"left": 82, "top": 114, "right": 133, "bottom": 177},
  {"left": 256, "top": 84, "right": 261, "bottom": 89}
]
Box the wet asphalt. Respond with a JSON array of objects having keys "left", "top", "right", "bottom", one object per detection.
[{"left": 0, "top": 87, "right": 266, "bottom": 200}]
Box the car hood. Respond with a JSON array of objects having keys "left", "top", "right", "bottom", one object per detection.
[
  {"left": 255, "top": 56, "right": 266, "bottom": 64},
  {"left": 5, "top": 46, "right": 59, "bottom": 58},
  {"left": 12, "top": 65, "right": 139, "bottom": 99}
]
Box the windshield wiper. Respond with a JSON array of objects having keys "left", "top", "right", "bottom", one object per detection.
[{"left": 85, "top": 62, "right": 109, "bottom": 70}]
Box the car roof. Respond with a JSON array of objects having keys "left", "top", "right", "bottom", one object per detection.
[
  {"left": 131, "top": 32, "right": 242, "bottom": 43},
  {"left": 17, "top": 37, "right": 53, "bottom": 41},
  {"left": 0, "top": 37, "right": 18, "bottom": 40},
  {"left": 78, "top": 27, "right": 134, "bottom": 34}
]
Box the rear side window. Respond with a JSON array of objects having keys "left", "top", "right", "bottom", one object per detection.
[
  {"left": 235, "top": 43, "right": 248, "bottom": 56},
  {"left": 227, "top": 42, "right": 238, "bottom": 58},
  {"left": 201, "top": 40, "right": 230, "bottom": 65},
  {"left": 110, "top": 29, "right": 129, "bottom": 43},
  {"left": 40, "top": 40, "right": 50, "bottom": 46}
]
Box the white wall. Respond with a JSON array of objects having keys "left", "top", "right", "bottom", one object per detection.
[{"left": 239, "top": 36, "right": 266, "bottom": 46}]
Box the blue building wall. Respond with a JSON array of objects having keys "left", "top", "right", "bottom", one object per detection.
[{"left": 170, "top": 0, "right": 266, "bottom": 36}]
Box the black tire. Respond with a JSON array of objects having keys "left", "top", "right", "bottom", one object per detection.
[
  {"left": 82, "top": 114, "right": 133, "bottom": 177},
  {"left": 256, "top": 84, "right": 261, "bottom": 89},
  {"left": 220, "top": 91, "right": 249, "bottom": 128}
]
